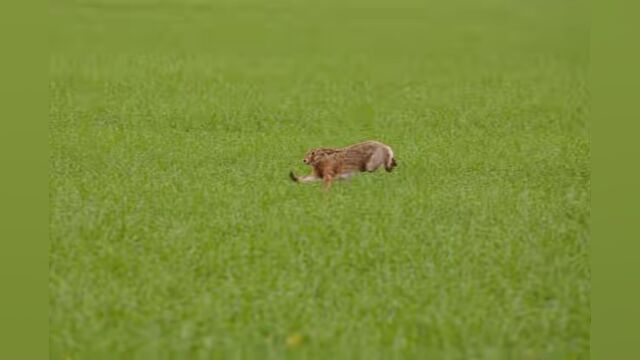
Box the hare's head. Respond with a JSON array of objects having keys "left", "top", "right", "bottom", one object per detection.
[{"left": 303, "top": 148, "right": 334, "bottom": 165}]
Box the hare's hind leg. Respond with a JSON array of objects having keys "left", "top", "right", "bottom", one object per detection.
[
  {"left": 384, "top": 157, "right": 397, "bottom": 172},
  {"left": 365, "top": 147, "right": 385, "bottom": 172}
]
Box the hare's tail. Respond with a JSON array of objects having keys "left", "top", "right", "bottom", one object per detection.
[{"left": 384, "top": 146, "right": 397, "bottom": 172}]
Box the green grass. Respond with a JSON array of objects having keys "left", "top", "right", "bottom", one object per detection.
[{"left": 50, "top": 0, "right": 590, "bottom": 359}]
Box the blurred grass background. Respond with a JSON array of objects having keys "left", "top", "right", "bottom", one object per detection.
[{"left": 50, "top": 0, "right": 590, "bottom": 359}]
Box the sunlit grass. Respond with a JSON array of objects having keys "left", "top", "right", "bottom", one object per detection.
[{"left": 50, "top": 0, "right": 590, "bottom": 359}]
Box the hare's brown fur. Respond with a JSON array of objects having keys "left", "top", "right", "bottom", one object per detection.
[{"left": 290, "top": 140, "right": 397, "bottom": 189}]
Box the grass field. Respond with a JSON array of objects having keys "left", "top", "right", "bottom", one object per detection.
[{"left": 50, "top": 0, "right": 590, "bottom": 359}]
